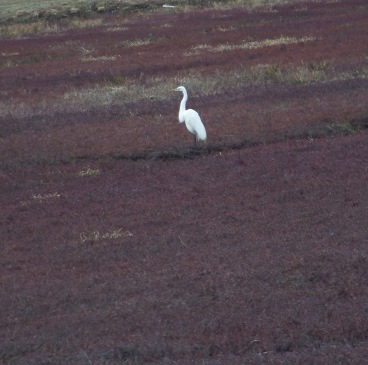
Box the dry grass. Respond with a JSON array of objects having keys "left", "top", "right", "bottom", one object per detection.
[
  {"left": 32, "top": 192, "right": 62, "bottom": 200},
  {"left": 69, "top": 17, "right": 104, "bottom": 29},
  {"left": 107, "top": 26, "right": 129, "bottom": 32},
  {"left": 81, "top": 55, "right": 118, "bottom": 62},
  {"left": 210, "top": 0, "right": 310, "bottom": 10},
  {"left": 19, "top": 192, "right": 62, "bottom": 206},
  {"left": 186, "top": 36, "right": 317, "bottom": 55},
  {"left": 77, "top": 167, "right": 101, "bottom": 176},
  {"left": 0, "top": 17, "right": 104, "bottom": 37},
  {"left": 121, "top": 38, "right": 156, "bottom": 47},
  {"left": 79, "top": 228, "right": 133, "bottom": 243},
  {"left": 0, "top": 20, "right": 60, "bottom": 37}
]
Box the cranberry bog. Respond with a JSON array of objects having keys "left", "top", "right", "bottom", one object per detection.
[{"left": 1, "top": 0, "right": 368, "bottom": 364}]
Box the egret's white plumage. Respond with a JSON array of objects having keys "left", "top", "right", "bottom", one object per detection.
[{"left": 174, "top": 86, "right": 207, "bottom": 146}]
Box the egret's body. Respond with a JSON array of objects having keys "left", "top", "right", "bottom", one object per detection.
[{"left": 174, "top": 86, "right": 207, "bottom": 146}]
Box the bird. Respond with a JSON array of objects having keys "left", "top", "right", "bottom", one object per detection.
[{"left": 173, "top": 86, "right": 207, "bottom": 147}]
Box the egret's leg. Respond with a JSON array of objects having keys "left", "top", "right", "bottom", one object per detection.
[{"left": 193, "top": 134, "right": 197, "bottom": 148}]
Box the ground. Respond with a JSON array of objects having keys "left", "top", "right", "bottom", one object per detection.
[{"left": 1, "top": 0, "right": 368, "bottom": 364}]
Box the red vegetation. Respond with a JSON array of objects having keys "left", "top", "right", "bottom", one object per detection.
[{"left": 1, "top": 0, "right": 368, "bottom": 363}]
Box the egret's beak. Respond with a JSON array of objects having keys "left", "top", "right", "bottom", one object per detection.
[{"left": 171, "top": 88, "right": 178, "bottom": 92}]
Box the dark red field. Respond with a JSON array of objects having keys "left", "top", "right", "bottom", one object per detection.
[{"left": 1, "top": 1, "right": 368, "bottom": 364}]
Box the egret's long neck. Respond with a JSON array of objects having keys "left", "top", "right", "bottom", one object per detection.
[{"left": 178, "top": 90, "right": 188, "bottom": 123}]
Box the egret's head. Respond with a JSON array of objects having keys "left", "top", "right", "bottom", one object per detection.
[{"left": 173, "top": 86, "right": 186, "bottom": 93}]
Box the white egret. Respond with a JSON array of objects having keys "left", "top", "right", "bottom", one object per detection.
[{"left": 173, "top": 86, "right": 207, "bottom": 147}]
